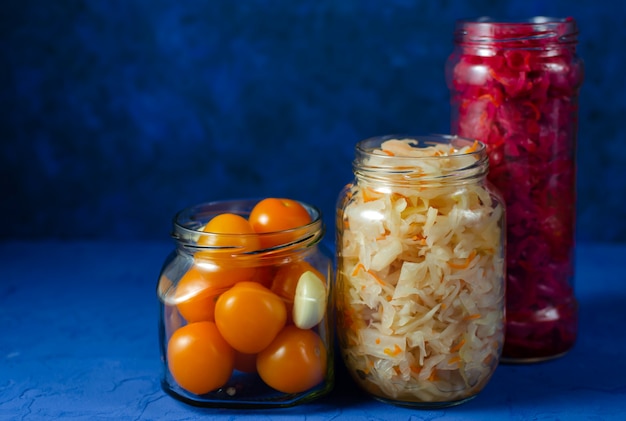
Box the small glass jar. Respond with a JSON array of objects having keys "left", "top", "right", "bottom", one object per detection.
[
  {"left": 157, "top": 199, "right": 334, "bottom": 408},
  {"left": 335, "top": 135, "right": 505, "bottom": 408},
  {"left": 446, "top": 17, "right": 584, "bottom": 362}
]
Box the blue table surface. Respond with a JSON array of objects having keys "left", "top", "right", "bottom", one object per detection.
[{"left": 1, "top": 240, "right": 625, "bottom": 420}]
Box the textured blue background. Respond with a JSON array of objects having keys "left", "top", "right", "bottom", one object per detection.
[{"left": 2, "top": 0, "right": 625, "bottom": 242}]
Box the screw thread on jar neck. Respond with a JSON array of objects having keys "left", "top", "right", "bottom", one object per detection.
[
  {"left": 352, "top": 135, "right": 489, "bottom": 187},
  {"left": 454, "top": 16, "right": 579, "bottom": 49},
  {"left": 171, "top": 199, "right": 325, "bottom": 260}
]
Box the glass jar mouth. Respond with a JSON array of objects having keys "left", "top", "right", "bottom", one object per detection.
[
  {"left": 356, "top": 134, "right": 485, "bottom": 157},
  {"left": 459, "top": 16, "right": 571, "bottom": 25},
  {"left": 454, "top": 16, "right": 579, "bottom": 47},
  {"left": 172, "top": 199, "right": 324, "bottom": 255},
  {"left": 353, "top": 134, "right": 488, "bottom": 184}
]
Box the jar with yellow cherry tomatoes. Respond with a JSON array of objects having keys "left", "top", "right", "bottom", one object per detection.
[{"left": 157, "top": 198, "right": 334, "bottom": 408}]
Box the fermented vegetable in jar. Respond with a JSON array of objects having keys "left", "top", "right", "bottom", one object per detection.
[
  {"left": 446, "top": 17, "right": 584, "bottom": 362},
  {"left": 157, "top": 198, "right": 333, "bottom": 408},
  {"left": 335, "top": 135, "right": 505, "bottom": 408}
]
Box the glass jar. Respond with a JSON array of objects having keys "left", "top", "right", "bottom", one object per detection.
[
  {"left": 446, "top": 17, "right": 584, "bottom": 363},
  {"left": 157, "top": 199, "right": 334, "bottom": 408},
  {"left": 335, "top": 135, "right": 505, "bottom": 408}
]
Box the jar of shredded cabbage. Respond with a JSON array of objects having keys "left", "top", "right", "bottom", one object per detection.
[
  {"left": 446, "top": 17, "right": 584, "bottom": 363},
  {"left": 335, "top": 135, "right": 505, "bottom": 408}
]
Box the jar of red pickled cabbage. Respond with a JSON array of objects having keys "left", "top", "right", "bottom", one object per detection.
[
  {"left": 157, "top": 198, "right": 333, "bottom": 407},
  {"left": 335, "top": 135, "right": 506, "bottom": 407},
  {"left": 446, "top": 17, "right": 584, "bottom": 363}
]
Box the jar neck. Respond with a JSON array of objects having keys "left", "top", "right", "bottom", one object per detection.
[
  {"left": 171, "top": 200, "right": 324, "bottom": 262},
  {"left": 353, "top": 135, "right": 489, "bottom": 187},
  {"left": 454, "top": 16, "right": 578, "bottom": 52}
]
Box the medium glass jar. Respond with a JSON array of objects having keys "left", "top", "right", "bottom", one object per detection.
[
  {"left": 446, "top": 17, "right": 584, "bottom": 362},
  {"left": 157, "top": 199, "right": 333, "bottom": 408},
  {"left": 335, "top": 135, "right": 505, "bottom": 408}
]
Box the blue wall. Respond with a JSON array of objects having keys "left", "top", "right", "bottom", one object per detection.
[{"left": 2, "top": 1, "right": 625, "bottom": 242}]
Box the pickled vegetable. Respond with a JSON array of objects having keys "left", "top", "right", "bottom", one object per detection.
[
  {"left": 447, "top": 18, "right": 583, "bottom": 359},
  {"left": 336, "top": 139, "right": 505, "bottom": 404},
  {"left": 161, "top": 198, "right": 330, "bottom": 401}
]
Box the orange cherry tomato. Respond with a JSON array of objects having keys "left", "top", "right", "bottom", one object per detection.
[
  {"left": 174, "top": 266, "right": 225, "bottom": 323},
  {"left": 271, "top": 260, "right": 325, "bottom": 303},
  {"left": 250, "top": 264, "right": 277, "bottom": 289},
  {"left": 214, "top": 281, "right": 287, "bottom": 354},
  {"left": 198, "top": 213, "right": 260, "bottom": 251},
  {"left": 195, "top": 213, "right": 260, "bottom": 284},
  {"left": 249, "top": 198, "right": 312, "bottom": 248},
  {"left": 167, "top": 321, "right": 235, "bottom": 395},
  {"left": 257, "top": 325, "right": 327, "bottom": 394}
]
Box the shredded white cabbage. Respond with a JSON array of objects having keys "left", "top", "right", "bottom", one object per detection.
[{"left": 337, "top": 138, "right": 505, "bottom": 404}]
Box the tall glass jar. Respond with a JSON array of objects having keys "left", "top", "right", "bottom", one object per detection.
[
  {"left": 157, "top": 199, "right": 333, "bottom": 408},
  {"left": 446, "top": 17, "right": 584, "bottom": 362},
  {"left": 335, "top": 135, "right": 505, "bottom": 408}
]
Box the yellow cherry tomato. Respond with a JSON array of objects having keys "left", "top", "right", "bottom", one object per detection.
[
  {"left": 215, "top": 281, "right": 287, "bottom": 354},
  {"left": 167, "top": 322, "right": 234, "bottom": 395},
  {"left": 249, "top": 198, "right": 312, "bottom": 249},
  {"left": 195, "top": 213, "right": 260, "bottom": 284},
  {"left": 257, "top": 325, "right": 327, "bottom": 394}
]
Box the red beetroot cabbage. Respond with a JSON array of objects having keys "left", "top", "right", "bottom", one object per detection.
[{"left": 447, "top": 17, "right": 584, "bottom": 361}]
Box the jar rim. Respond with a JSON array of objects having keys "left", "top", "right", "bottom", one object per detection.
[
  {"left": 356, "top": 134, "right": 485, "bottom": 157},
  {"left": 353, "top": 134, "right": 488, "bottom": 184},
  {"left": 454, "top": 16, "right": 579, "bottom": 46},
  {"left": 457, "top": 16, "right": 573, "bottom": 25},
  {"left": 172, "top": 198, "right": 324, "bottom": 256}
]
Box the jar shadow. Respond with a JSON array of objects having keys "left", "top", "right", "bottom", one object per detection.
[
  {"left": 169, "top": 292, "right": 626, "bottom": 415},
  {"left": 463, "top": 291, "right": 626, "bottom": 412}
]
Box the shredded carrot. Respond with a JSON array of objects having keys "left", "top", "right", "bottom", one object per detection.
[
  {"left": 375, "top": 338, "right": 381, "bottom": 344},
  {"left": 448, "top": 356, "right": 462, "bottom": 365},
  {"left": 465, "top": 140, "right": 479, "bottom": 154},
  {"left": 376, "top": 229, "right": 390, "bottom": 241},
  {"left": 411, "top": 234, "right": 427, "bottom": 246},
  {"left": 362, "top": 187, "right": 380, "bottom": 202},
  {"left": 448, "top": 250, "right": 477, "bottom": 269},
  {"left": 463, "top": 313, "right": 482, "bottom": 321},
  {"left": 450, "top": 338, "right": 466, "bottom": 353},
  {"left": 410, "top": 364, "right": 422, "bottom": 375},
  {"left": 367, "top": 269, "right": 386, "bottom": 286},
  {"left": 381, "top": 148, "right": 395, "bottom": 156},
  {"left": 391, "top": 192, "right": 409, "bottom": 202},
  {"left": 477, "top": 93, "right": 502, "bottom": 107},
  {"left": 351, "top": 263, "right": 365, "bottom": 277},
  {"left": 384, "top": 344, "right": 402, "bottom": 357},
  {"left": 427, "top": 369, "right": 439, "bottom": 382}
]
